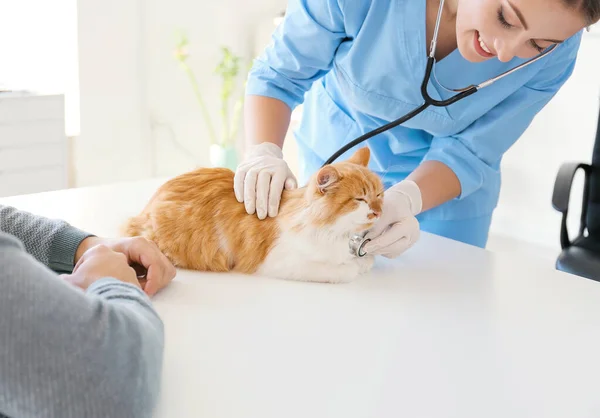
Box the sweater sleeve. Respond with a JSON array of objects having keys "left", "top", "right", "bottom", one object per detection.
[
  {"left": 0, "top": 204, "right": 94, "bottom": 273},
  {"left": 0, "top": 232, "right": 164, "bottom": 418}
]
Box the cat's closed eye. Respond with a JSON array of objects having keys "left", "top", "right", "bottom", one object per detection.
[{"left": 355, "top": 198, "right": 366, "bottom": 203}]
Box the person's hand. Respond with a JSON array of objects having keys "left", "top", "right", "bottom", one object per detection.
[
  {"left": 73, "top": 236, "right": 176, "bottom": 296},
  {"left": 61, "top": 244, "right": 140, "bottom": 291},
  {"left": 363, "top": 180, "right": 422, "bottom": 258},
  {"left": 234, "top": 142, "right": 297, "bottom": 219}
]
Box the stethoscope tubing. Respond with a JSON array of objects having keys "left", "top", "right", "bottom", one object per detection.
[{"left": 322, "top": 57, "right": 479, "bottom": 166}]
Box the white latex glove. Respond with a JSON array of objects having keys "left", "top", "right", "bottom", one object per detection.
[
  {"left": 362, "top": 180, "right": 422, "bottom": 258},
  {"left": 234, "top": 142, "right": 297, "bottom": 219}
]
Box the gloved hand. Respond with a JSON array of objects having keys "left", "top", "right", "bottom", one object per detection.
[
  {"left": 234, "top": 142, "right": 297, "bottom": 219},
  {"left": 362, "top": 180, "right": 422, "bottom": 258}
]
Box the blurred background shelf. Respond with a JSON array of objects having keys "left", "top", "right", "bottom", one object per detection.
[{"left": 0, "top": 92, "right": 69, "bottom": 197}]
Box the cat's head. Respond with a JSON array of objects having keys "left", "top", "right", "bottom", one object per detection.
[{"left": 304, "top": 147, "right": 384, "bottom": 233}]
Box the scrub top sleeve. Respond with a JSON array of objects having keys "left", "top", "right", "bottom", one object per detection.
[
  {"left": 245, "top": 0, "right": 349, "bottom": 111},
  {"left": 422, "top": 34, "right": 582, "bottom": 201}
]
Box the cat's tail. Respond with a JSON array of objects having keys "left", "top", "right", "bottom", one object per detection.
[{"left": 121, "top": 213, "right": 151, "bottom": 238}]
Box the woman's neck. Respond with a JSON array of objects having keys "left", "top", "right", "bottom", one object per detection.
[
  {"left": 440, "top": 0, "right": 458, "bottom": 17},
  {"left": 427, "top": 0, "right": 459, "bottom": 61}
]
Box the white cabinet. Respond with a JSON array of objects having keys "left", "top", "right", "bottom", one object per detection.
[{"left": 0, "top": 93, "right": 69, "bottom": 197}]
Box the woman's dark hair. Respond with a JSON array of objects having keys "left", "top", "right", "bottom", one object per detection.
[{"left": 564, "top": 0, "right": 600, "bottom": 25}]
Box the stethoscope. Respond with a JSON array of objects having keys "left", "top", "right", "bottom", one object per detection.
[{"left": 346, "top": 0, "right": 557, "bottom": 258}]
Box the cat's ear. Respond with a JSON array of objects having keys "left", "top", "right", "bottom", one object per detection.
[
  {"left": 347, "top": 147, "right": 370, "bottom": 167},
  {"left": 316, "top": 166, "right": 340, "bottom": 193}
]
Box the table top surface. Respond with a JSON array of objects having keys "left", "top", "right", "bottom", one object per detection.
[{"left": 2, "top": 179, "right": 600, "bottom": 418}]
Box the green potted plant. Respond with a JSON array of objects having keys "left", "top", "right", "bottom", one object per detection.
[{"left": 173, "top": 31, "right": 248, "bottom": 170}]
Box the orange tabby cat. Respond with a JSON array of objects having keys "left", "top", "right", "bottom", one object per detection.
[{"left": 122, "top": 147, "right": 384, "bottom": 283}]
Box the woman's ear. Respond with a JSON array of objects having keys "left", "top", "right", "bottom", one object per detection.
[{"left": 316, "top": 166, "right": 340, "bottom": 193}]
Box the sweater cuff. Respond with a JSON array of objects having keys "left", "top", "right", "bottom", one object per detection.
[
  {"left": 48, "top": 226, "right": 95, "bottom": 273},
  {"left": 86, "top": 278, "right": 156, "bottom": 313},
  {"left": 86, "top": 277, "right": 147, "bottom": 298}
]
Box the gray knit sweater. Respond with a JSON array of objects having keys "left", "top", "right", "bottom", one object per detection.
[{"left": 0, "top": 205, "right": 164, "bottom": 418}]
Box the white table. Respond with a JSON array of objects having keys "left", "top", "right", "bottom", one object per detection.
[{"left": 2, "top": 180, "right": 600, "bottom": 418}]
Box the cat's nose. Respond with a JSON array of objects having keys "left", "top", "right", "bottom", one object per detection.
[{"left": 369, "top": 209, "right": 381, "bottom": 219}]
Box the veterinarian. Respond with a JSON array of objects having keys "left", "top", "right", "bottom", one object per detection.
[
  {"left": 0, "top": 204, "right": 175, "bottom": 417},
  {"left": 234, "top": 0, "right": 598, "bottom": 253}
]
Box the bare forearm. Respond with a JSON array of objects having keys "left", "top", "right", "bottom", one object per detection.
[
  {"left": 244, "top": 95, "right": 292, "bottom": 148},
  {"left": 407, "top": 161, "right": 461, "bottom": 212}
]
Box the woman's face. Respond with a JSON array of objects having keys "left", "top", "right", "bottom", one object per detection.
[{"left": 455, "top": 0, "right": 588, "bottom": 62}]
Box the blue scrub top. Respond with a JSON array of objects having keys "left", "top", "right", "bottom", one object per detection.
[{"left": 246, "top": 0, "right": 582, "bottom": 222}]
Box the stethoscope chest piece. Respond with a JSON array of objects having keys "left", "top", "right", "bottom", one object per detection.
[{"left": 349, "top": 234, "right": 370, "bottom": 258}]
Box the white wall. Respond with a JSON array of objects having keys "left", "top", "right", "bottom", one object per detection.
[
  {"left": 76, "top": 0, "right": 286, "bottom": 186},
  {"left": 75, "top": 0, "right": 150, "bottom": 186},
  {"left": 143, "top": 0, "right": 287, "bottom": 177}
]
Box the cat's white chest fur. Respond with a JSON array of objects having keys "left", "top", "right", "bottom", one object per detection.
[
  {"left": 255, "top": 190, "right": 379, "bottom": 283},
  {"left": 256, "top": 225, "right": 374, "bottom": 284}
]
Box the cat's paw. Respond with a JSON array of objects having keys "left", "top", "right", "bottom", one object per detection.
[{"left": 356, "top": 254, "right": 375, "bottom": 274}]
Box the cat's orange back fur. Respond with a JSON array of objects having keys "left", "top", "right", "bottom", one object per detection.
[{"left": 123, "top": 167, "right": 286, "bottom": 272}]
